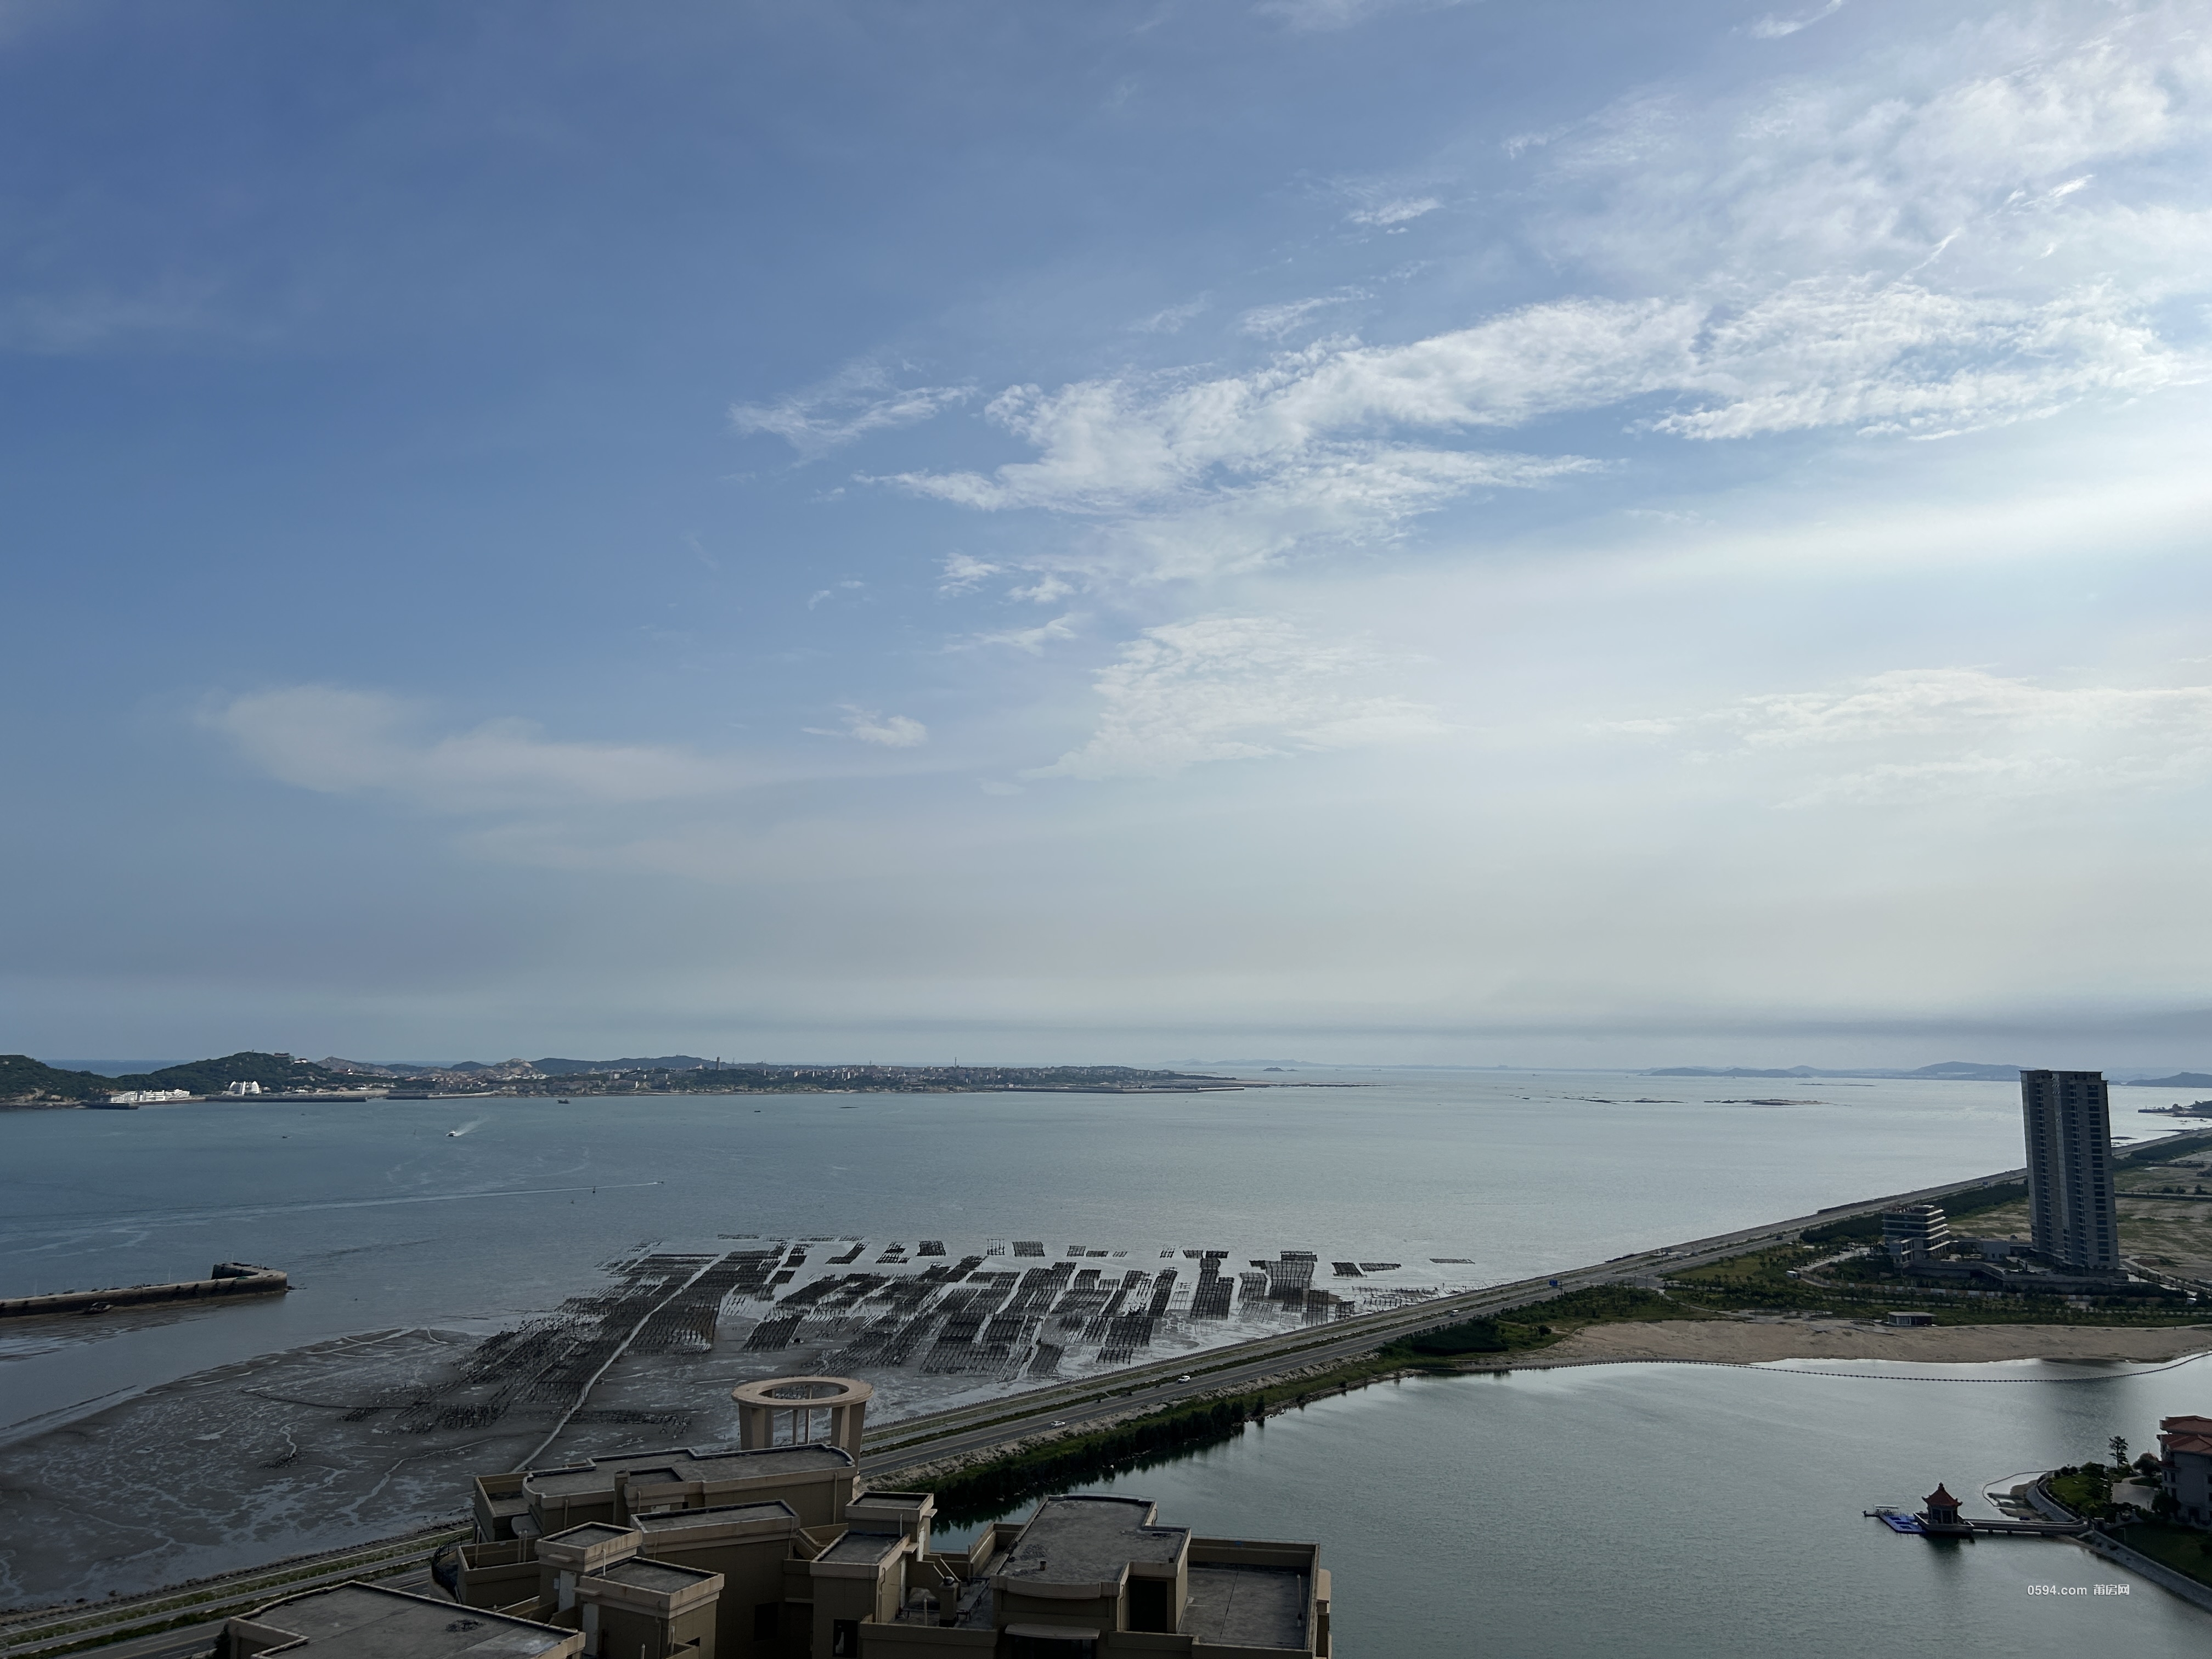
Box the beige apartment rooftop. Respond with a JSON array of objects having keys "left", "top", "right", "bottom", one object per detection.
[
  {"left": 225, "top": 1582, "right": 579, "bottom": 1657},
  {"left": 819, "top": 1529, "right": 908, "bottom": 1566},
  {"left": 629, "top": 1497, "right": 799, "bottom": 1533},
  {"left": 521, "top": 1441, "right": 849, "bottom": 1497},
  {"left": 993, "top": 1494, "right": 1189, "bottom": 1592},
  {"left": 1183, "top": 1564, "right": 1311, "bottom": 1650}
]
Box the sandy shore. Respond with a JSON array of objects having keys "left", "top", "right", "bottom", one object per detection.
[{"left": 1466, "top": 1319, "right": 2212, "bottom": 1368}]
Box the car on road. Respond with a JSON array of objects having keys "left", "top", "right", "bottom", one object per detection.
[
  {"left": 1175, "top": 1374, "right": 1191, "bottom": 1383},
  {"left": 1049, "top": 1419, "right": 1068, "bottom": 1427}
]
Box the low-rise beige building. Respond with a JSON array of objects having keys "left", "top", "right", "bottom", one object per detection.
[{"left": 217, "top": 1374, "right": 1330, "bottom": 1659}]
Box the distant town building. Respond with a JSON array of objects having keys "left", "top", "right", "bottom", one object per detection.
[
  {"left": 104, "top": 1088, "right": 193, "bottom": 1104},
  {"left": 2159, "top": 1415, "right": 2212, "bottom": 1527},
  {"left": 1882, "top": 1204, "right": 1950, "bottom": 1264},
  {"left": 2021, "top": 1070, "right": 2121, "bottom": 1271},
  {"left": 218, "top": 1372, "right": 1332, "bottom": 1658}
]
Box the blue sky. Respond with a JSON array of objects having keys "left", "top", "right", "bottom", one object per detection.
[{"left": 6, "top": 0, "right": 2211, "bottom": 1066}]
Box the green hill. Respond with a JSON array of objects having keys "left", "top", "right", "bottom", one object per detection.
[
  {"left": 0, "top": 1055, "right": 122, "bottom": 1102},
  {"left": 1, "top": 1051, "right": 352, "bottom": 1103},
  {"left": 133, "top": 1052, "right": 348, "bottom": 1094}
]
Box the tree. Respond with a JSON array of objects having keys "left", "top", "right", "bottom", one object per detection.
[{"left": 2111, "top": 1435, "right": 2131, "bottom": 1471}]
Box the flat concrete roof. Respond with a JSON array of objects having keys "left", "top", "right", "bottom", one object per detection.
[
  {"left": 994, "top": 1496, "right": 1187, "bottom": 1591},
  {"left": 1181, "top": 1564, "right": 1308, "bottom": 1651},
  {"left": 240, "top": 1582, "right": 577, "bottom": 1656},
  {"left": 540, "top": 1522, "right": 635, "bottom": 1549},
  {"left": 527, "top": 1444, "right": 849, "bottom": 1498},
  {"left": 633, "top": 1499, "right": 798, "bottom": 1533},
  {"left": 597, "top": 1559, "right": 715, "bottom": 1594},
  {"left": 820, "top": 1530, "right": 906, "bottom": 1565}
]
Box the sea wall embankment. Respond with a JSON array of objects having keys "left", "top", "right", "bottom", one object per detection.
[{"left": 0, "top": 1262, "right": 289, "bottom": 1319}]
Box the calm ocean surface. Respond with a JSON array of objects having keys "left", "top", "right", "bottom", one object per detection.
[{"left": 5, "top": 1069, "right": 2205, "bottom": 1643}]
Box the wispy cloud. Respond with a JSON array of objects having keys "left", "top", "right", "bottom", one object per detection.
[
  {"left": 938, "top": 554, "right": 1001, "bottom": 594},
  {"left": 204, "top": 687, "right": 752, "bottom": 812},
  {"left": 1132, "top": 296, "right": 1210, "bottom": 334},
  {"left": 730, "top": 363, "right": 970, "bottom": 460},
  {"left": 1611, "top": 668, "right": 2212, "bottom": 806},
  {"left": 1030, "top": 617, "right": 1448, "bottom": 780},
  {"left": 1747, "top": 0, "right": 1845, "bottom": 41},
  {"left": 1254, "top": 0, "right": 1472, "bottom": 32},
  {"left": 806, "top": 707, "right": 928, "bottom": 748},
  {"left": 1239, "top": 290, "right": 1364, "bottom": 338},
  {"left": 1347, "top": 196, "right": 1441, "bottom": 227},
  {"left": 969, "top": 613, "right": 1082, "bottom": 654}
]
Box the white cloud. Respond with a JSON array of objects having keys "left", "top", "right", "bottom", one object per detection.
[
  {"left": 1030, "top": 616, "right": 1448, "bottom": 780},
  {"left": 938, "top": 554, "right": 1001, "bottom": 594},
  {"left": 1347, "top": 196, "right": 1441, "bottom": 227},
  {"left": 969, "top": 613, "right": 1082, "bottom": 654},
  {"left": 1612, "top": 668, "right": 2212, "bottom": 806},
  {"left": 847, "top": 7, "right": 2210, "bottom": 597},
  {"left": 1649, "top": 278, "right": 2186, "bottom": 440},
  {"left": 1254, "top": 0, "right": 1471, "bottom": 31},
  {"left": 1747, "top": 0, "right": 1844, "bottom": 41},
  {"left": 1240, "top": 292, "right": 1363, "bottom": 338},
  {"left": 806, "top": 706, "right": 929, "bottom": 748},
  {"left": 1132, "top": 297, "right": 1209, "bottom": 334},
  {"left": 204, "top": 687, "right": 751, "bottom": 812},
  {"left": 1535, "top": 4, "right": 2212, "bottom": 296},
  {"left": 731, "top": 363, "right": 970, "bottom": 460}
]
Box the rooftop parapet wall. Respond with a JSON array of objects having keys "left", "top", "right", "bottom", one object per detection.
[{"left": 0, "top": 1263, "right": 287, "bottom": 1319}]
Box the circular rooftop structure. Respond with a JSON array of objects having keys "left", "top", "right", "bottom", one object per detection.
[{"left": 731, "top": 1375, "right": 873, "bottom": 1409}]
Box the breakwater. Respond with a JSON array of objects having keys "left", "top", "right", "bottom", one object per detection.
[{"left": 0, "top": 1262, "right": 288, "bottom": 1319}]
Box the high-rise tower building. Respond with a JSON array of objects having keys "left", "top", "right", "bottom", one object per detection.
[{"left": 2019, "top": 1069, "right": 2120, "bottom": 1271}]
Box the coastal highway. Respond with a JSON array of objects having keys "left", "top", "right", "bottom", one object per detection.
[{"left": 859, "top": 1159, "right": 2042, "bottom": 1475}]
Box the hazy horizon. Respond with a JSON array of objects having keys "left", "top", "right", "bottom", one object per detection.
[{"left": 6, "top": 1, "right": 2211, "bottom": 1065}]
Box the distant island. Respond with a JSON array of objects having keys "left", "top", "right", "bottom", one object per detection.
[
  {"left": 1641, "top": 1060, "right": 2027, "bottom": 1081},
  {"left": 1641, "top": 1061, "right": 2212, "bottom": 1086},
  {"left": 0, "top": 1051, "right": 1246, "bottom": 1104}
]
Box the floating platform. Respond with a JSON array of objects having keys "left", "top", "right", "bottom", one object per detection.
[{"left": 0, "top": 1262, "right": 289, "bottom": 1319}]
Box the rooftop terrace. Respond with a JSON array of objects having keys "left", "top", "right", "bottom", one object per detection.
[
  {"left": 993, "top": 1496, "right": 1188, "bottom": 1594},
  {"left": 1180, "top": 1565, "right": 1310, "bottom": 1652},
  {"left": 232, "top": 1582, "right": 578, "bottom": 1657}
]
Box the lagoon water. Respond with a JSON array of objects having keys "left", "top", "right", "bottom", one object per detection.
[
  {"left": 935, "top": 1361, "right": 2212, "bottom": 1655},
  {"left": 4, "top": 1069, "right": 2206, "bottom": 1641}
]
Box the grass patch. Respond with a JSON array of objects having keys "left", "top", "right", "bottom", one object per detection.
[
  {"left": 2117, "top": 1522, "right": 2212, "bottom": 1588},
  {"left": 930, "top": 1395, "right": 1269, "bottom": 1523},
  {"left": 2047, "top": 1465, "right": 2119, "bottom": 1519},
  {"left": 1380, "top": 1285, "right": 1712, "bottom": 1364},
  {"left": 1669, "top": 1242, "right": 2202, "bottom": 1326}
]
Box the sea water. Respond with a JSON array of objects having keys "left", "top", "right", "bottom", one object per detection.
[
  {"left": 5, "top": 1069, "right": 2206, "bottom": 1644},
  {"left": 0, "top": 1069, "right": 2056, "bottom": 1435}
]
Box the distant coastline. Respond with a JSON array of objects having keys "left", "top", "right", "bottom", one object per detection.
[{"left": 0, "top": 1048, "right": 1287, "bottom": 1106}]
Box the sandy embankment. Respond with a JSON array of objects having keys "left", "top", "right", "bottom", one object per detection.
[{"left": 1469, "top": 1320, "right": 2212, "bottom": 1368}]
